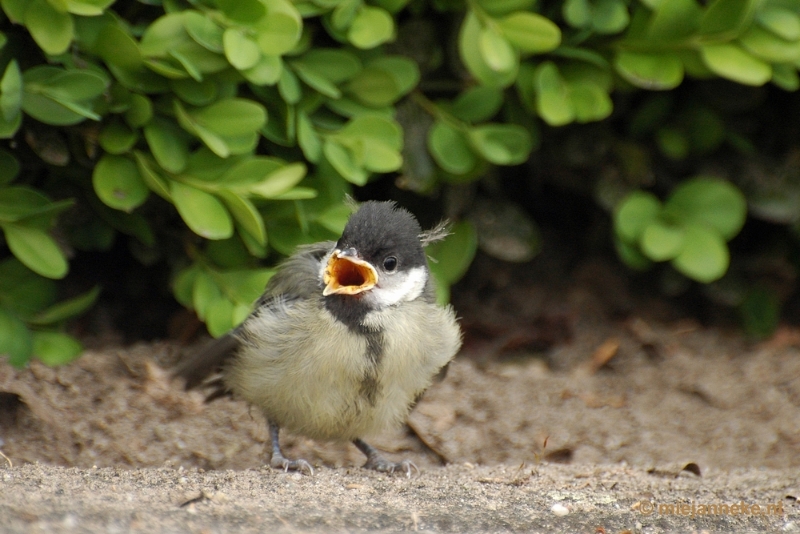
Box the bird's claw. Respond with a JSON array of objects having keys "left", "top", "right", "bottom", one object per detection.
[
  {"left": 270, "top": 454, "right": 314, "bottom": 476},
  {"left": 364, "top": 458, "right": 419, "bottom": 477}
]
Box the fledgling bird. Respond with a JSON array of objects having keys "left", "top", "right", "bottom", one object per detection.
[{"left": 174, "top": 201, "right": 462, "bottom": 475}]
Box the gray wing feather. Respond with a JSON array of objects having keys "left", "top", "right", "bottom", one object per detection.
[{"left": 173, "top": 241, "right": 333, "bottom": 392}]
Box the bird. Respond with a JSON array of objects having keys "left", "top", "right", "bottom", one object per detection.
[{"left": 174, "top": 200, "right": 462, "bottom": 475}]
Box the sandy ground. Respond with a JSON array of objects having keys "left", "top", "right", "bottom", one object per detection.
[
  {"left": 1, "top": 318, "right": 800, "bottom": 532},
  {"left": 2, "top": 463, "right": 796, "bottom": 533},
  {"left": 2, "top": 255, "right": 800, "bottom": 531}
]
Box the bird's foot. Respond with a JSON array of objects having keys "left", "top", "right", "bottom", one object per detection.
[
  {"left": 270, "top": 453, "right": 314, "bottom": 476},
  {"left": 363, "top": 456, "right": 419, "bottom": 477}
]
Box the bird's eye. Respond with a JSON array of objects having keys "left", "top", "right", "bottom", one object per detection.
[{"left": 383, "top": 256, "right": 398, "bottom": 272}]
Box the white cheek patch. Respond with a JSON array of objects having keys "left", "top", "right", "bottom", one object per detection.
[{"left": 372, "top": 266, "right": 428, "bottom": 307}]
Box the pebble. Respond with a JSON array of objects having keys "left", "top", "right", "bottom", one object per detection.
[{"left": 551, "top": 503, "right": 569, "bottom": 516}]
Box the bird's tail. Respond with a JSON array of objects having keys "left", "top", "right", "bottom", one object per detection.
[{"left": 172, "top": 334, "right": 239, "bottom": 395}]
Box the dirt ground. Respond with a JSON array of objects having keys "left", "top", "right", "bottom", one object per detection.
[{"left": 1, "top": 255, "right": 800, "bottom": 531}]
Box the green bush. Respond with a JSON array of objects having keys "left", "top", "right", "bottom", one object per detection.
[{"left": 1, "top": 0, "right": 798, "bottom": 365}]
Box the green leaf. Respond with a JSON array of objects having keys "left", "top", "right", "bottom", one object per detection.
[
  {"left": 640, "top": 220, "right": 684, "bottom": 261},
  {"left": 192, "top": 269, "right": 221, "bottom": 320},
  {"left": 323, "top": 140, "right": 368, "bottom": 185},
  {"left": 144, "top": 119, "right": 189, "bottom": 173},
  {"left": 169, "top": 41, "right": 229, "bottom": 78},
  {"left": 223, "top": 28, "right": 261, "bottom": 70},
  {"left": 93, "top": 155, "right": 149, "bottom": 212},
  {"left": 171, "top": 181, "right": 233, "bottom": 240},
  {"left": 173, "top": 264, "right": 199, "bottom": 308},
  {"left": 22, "top": 67, "right": 107, "bottom": 125},
  {"left": 205, "top": 297, "right": 235, "bottom": 337},
  {"left": 331, "top": 0, "right": 360, "bottom": 30},
  {"left": 645, "top": 0, "right": 702, "bottom": 42},
  {"left": 242, "top": 162, "right": 308, "bottom": 198},
  {"left": 700, "top": 43, "right": 771, "bottom": 86},
  {"left": 255, "top": 0, "right": 303, "bottom": 56},
  {"left": 699, "top": 0, "right": 757, "bottom": 38},
  {"left": 0, "top": 307, "right": 33, "bottom": 367},
  {"left": 177, "top": 99, "right": 266, "bottom": 156},
  {"left": 25, "top": 0, "right": 75, "bottom": 55},
  {"left": 218, "top": 157, "right": 282, "bottom": 185},
  {"left": 476, "top": 0, "right": 536, "bottom": 17},
  {"left": 450, "top": 86, "right": 504, "bottom": 123},
  {"left": 217, "top": 190, "right": 267, "bottom": 246},
  {"left": 3, "top": 223, "right": 68, "bottom": 279},
  {"left": 216, "top": 268, "right": 274, "bottom": 305},
  {"left": 338, "top": 115, "right": 402, "bottom": 149},
  {"left": 0, "top": 258, "right": 58, "bottom": 317},
  {"left": 278, "top": 66, "right": 302, "bottom": 104},
  {"left": 569, "top": 81, "right": 613, "bottom": 122},
  {"left": 468, "top": 124, "right": 532, "bottom": 165},
  {"left": 27, "top": 68, "right": 108, "bottom": 102},
  {"left": 0, "top": 110, "right": 21, "bottom": 138},
  {"left": 479, "top": 26, "right": 517, "bottom": 73},
  {"left": 297, "top": 110, "right": 322, "bottom": 163},
  {"left": 270, "top": 187, "right": 317, "bottom": 200},
  {"left": 29, "top": 286, "right": 101, "bottom": 326},
  {"left": 428, "top": 121, "right": 477, "bottom": 175},
  {"left": 592, "top": 0, "right": 630, "bottom": 34},
  {"left": 739, "top": 26, "right": 800, "bottom": 63},
  {"left": 32, "top": 331, "right": 82, "bottom": 366},
  {"left": 427, "top": 220, "right": 478, "bottom": 285},
  {"left": 242, "top": 54, "right": 283, "bottom": 85},
  {"left": 0, "top": 150, "right": 20, "bottom": 186},
  {"left": 215, "top": 0, "right": 265, "bottom": 22},
  {"left": 758, "top": 7, "right": 800, "bottom": 41},
  {"left": 205, "top": 238, "right": 252, "bottom": 269},
  {"left": 534, "top": 61, "right": 574, "bottom": 126},
  {"left": 346, "top": 67, "right": 399, "bottom": 107},
  {"left": 497, "top": 11, "right": 561, "bottom": 54},
  {"left": 63, "top": 0, "right": 115, "bottom": 16},
  {"left": 99, "top": 120, "right": 138, "bottom": 155},
  {"left": 671, "top": 223, "right": 729, "bottom": 283},
  {"left": 183, "top": 10, "right": 224, "bottom": 52},
  {"left": 771, "top": 63, "right": 800, "bottom": 91},
  {"left": 665, "top": 177, "right": 747, "bottom": 240},
  {"left": 564, "top": 0, "right": 591, "bottom": 28},
  {"left": 348, "top": 6, "right": 395, "bottom": 49},
  {"left": 140, "top": 13, "right": 191, "bottom": 58},
  {"left": 291, "top": 61, "right": 342, "bottom": 98},
  {"left": 296, "top": 49, "right": 362, "bottom": 84},
  {"left": 615, "top": 237, "right": 652, "bottom": 270},
  {"left": 124, "top": 94, "right": 153, "bottom": 128},
  {"left": 346, "top": 55, "right": 418, "bottom": 108},
  {"left": 739, "top": 286, "right": 780, "bottom": 339},
  {"left": 0, "top": 187, "right": 57, "bottom": 223},
  {"left": 614, "top": 51, "right": 684, "bottom": 90},
  {"left": 0, "top": 0, "right": 27, "bottom": 23},
  {"left": 0, "top": 60, "right": 22, "bottom": 122},
  {"left": 133, "top": 151, "right": 172, "bottom": 201},
  {"left": 94, "top": 21, "right": 144, "bottom": 71},
  {"left": 614, "top": 191, "right": 661, "bottom": 243},
  {"left": 316, "top": 203, "right": 352, "bottom": 234},
  {"left": 459, "top": 10, "right": 518, "bottom": 87}
]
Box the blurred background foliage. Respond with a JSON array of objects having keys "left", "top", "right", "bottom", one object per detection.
[{"left": 2, "top": 0, "right": 800, "bottom": 366}]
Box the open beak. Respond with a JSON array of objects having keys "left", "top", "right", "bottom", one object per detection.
[{"left": 323, "top": 248, "right": 378, "bottom": 296}]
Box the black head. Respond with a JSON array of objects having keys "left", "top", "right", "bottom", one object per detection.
[{"left": 336, "top": 201, "right": 426, "bottom": 272}]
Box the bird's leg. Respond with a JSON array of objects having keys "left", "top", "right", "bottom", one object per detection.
[
  {"left": 353, "top": 438, "right": 418, "bottom": 477},
  {"left": 268, "top": 422, "right": 314, "bottom": 475}
]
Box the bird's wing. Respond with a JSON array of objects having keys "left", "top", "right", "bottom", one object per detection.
[{"left": 172, "top": 241, "right": 334, "bottom": 394}]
